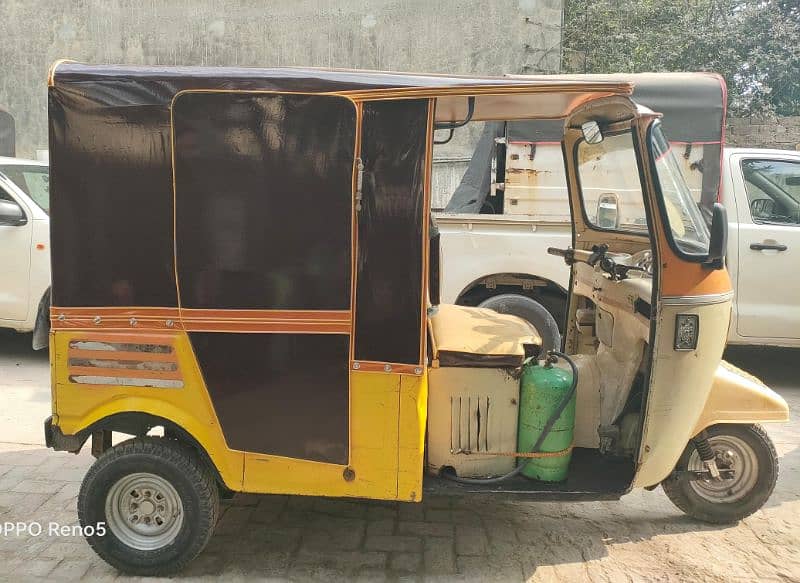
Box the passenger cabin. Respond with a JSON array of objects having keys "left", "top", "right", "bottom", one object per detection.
[{"left": 48, "top": 64, "right": 643, "bottom": 500}]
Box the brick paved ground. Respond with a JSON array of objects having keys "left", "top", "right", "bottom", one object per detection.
[{"left": 0, "top": 340, "right": 799, "bottom": 581}]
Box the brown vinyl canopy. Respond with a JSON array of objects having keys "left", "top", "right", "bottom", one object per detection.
[{"left": 49, "top": 62, "right": 634, "bottom": 123}]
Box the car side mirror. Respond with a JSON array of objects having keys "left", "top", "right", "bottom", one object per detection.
[
  {"left": 0, "top": 199, "right": 27, "bottom": 226},
  {"left": 704, "top": 202, "right": 727, "bottom": 269}
]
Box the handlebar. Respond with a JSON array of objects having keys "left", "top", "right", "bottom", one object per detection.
[
  {"left": 547, "top": 244, "right": 645, "bottom": 280},
  {"left": 546, "top": 247, "right": 569, "bottom": 258}
]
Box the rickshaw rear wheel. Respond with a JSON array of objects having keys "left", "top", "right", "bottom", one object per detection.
[
  {"left": 662, "top": 424, "right": 778, "bottom": 524},
  {"left": 78, "top": 436, "right": 219, "bottom": 575}
]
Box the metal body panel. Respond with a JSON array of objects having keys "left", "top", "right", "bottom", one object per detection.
[{"left": 427, "top": 367, "right": 519, "bottom": 477}]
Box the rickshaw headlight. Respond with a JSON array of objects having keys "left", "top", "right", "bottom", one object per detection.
[{"left": 674, "top": 314, "right": 699, "bottom": 350}]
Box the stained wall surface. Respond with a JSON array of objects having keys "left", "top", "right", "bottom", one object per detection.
[{"left": 0, "top": 0, "right": 562, "bottom": 204}]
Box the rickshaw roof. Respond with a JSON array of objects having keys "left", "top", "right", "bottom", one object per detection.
[
  {"left": 49, "top": 62, "right": 636, "bottom": 122},
  {"left": 51, "top": 62, "right": 634, "bottom": 94}
]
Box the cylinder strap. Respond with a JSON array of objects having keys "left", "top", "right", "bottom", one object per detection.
[{"left": 453, "top": 443, "right": 574, "bottom": 459}]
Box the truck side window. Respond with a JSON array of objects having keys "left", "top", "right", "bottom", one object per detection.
[
  {"left": 741, "top": 159, "right": 800, "bottom": 226},
  {"left": 576, "top": 130, "right": 648, "bottom": 234}
]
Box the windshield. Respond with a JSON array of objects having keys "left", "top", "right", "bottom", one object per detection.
[
  {"left": 0, "top": 164, "right": 49, "bottom": 213},
  {"left": 576, "top": 130, "right": 648, "bottom": 233},
  {"left": 649, "top": 123, "right": 709, "bottom": 255}
]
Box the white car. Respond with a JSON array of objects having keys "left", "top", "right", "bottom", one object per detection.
[{"left": 0, "top": 157, "right": 50, "bottom": 349}]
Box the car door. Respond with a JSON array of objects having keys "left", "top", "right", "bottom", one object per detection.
[
  {"left": 732, "top": 153, "right": 800, "bottom": 340},
  {"left": 0, "top": 181, "right": 32, "bottom": 322}
]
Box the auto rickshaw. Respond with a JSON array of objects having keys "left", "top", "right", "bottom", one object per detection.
[{"left": 44, "top": 62, "right": 789, "bottom": 575}]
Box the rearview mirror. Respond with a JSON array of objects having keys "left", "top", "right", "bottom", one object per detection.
[
  {"left": 596, "top": 193, "right": 620, "bottom": 229},
  {"left": 0, "top": 199, "right": 26, "bottom": 226},
  {"left": 581, "top": 121, "right": 603, "bottom": 145},
  {"left": 704, "top": 202, "right": 727, "bottom": 269}
]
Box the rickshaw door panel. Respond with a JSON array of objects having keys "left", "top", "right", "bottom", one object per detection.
[{"left": 172, "top": 92, "right": 355, "bottom": 465}]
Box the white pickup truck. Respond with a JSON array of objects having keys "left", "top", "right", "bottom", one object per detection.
[
  {"left": 0, "top": 156, "right": 51, "bottom": 348},
  {"left": 437, "top": 146, "right": 800, "bottom": 350}
]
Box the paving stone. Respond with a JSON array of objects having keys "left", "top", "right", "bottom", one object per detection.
[
  {"left": 389, "top": 551, "right": 423, "bottom": 573},
  {"left": 220, "top": 549, "right": 292, "bottom": 578},
  {"left": 367, "top": 505, "right": 397, "bottom": 520},
  {"left": 398, "top": 521, "right": 454, "bottom": 538},
  {"left": 423, "top": 536, "right": 456, "bottom": 575},
  {"left": 0, "top": 466, "right": 35, "bottom": 491},
  {"left": 77, "top": 562, "right": 119, "bottom": 582},
  {"left": 421, "top": 495, "right": 453, "bottom": 509},
  {"left": 1, "top": 556, "right": 59, "bottom": 578},
  {"left": 354, "top": 566, "right": 390, "bottom": 582},
  {"left": 450, "top": 508, "right": 482, "bottom": 526},
  {"left": 286, "top": 496, "right": 316, "bottom": 510},
  {"left": 313, "top": 498, "right": 368, "bottom": 519},
  {"left": 303, "top": 523, "right": 364, "bottom": 551},
  {"left": 294, "top": 548, "right": 388, "bottom": 570},
  {"left": 245, "top": 524, "right": 303, "bottom": 551},
  {"left": 214, "top": 506, "right": 254, "bottom": 535},
  {"left": 455, "top": 524, "right": 488, "bottom": 556},
  {"left": 11, "top": 478, "right": 65, "bottom": 494},
  {"left": 457, "top": 556, "right": 525, "bottom": 581},
  {"left": 423, "top": 508, "right": 452, "bottom": 523},
  {"left": 365, "top": 534, "right": 422, "bottom": 553},
  {"left": 230, "top": 492, "right": 262, "bottom": 506},
  {"left": 251, "top": 495, "right": 288, "bottom": 524},
  {"left": 0, "top": 491, "right": 50, "bottom": 515},
  {"left": 366, "top": 517, "right": 396, "bottom": 536},
  {"left": 47, "top": 558, "right": 92, "bottom": 581},
  {"left": 398, "top": 503, "right": 425, "bottom": 522}
]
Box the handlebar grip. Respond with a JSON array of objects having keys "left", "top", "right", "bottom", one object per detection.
[{"left": 547, "top": 247, "right": 569, "bottom": 258}]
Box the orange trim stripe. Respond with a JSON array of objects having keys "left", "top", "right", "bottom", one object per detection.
[
  {"left": 52, "top": 307, "right": 353, "bottom": 333},
  {"left": 68, "top": 332, "right": 177, "bottom": 344},
  {"left": 182, "top": 322, "right": 351, "bottom": 334},
  {"left": 352, "top": 361, "right": 423, "bottom": 375},
  {"left": 180, "top": 309, "right": 351, "bottom": 321},
  {"left": 68, "top": 366, "right": 183, "bottom": 380}
]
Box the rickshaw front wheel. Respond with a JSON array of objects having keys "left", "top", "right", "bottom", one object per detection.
[
  {"left": 78, "top": 436, "right": 220, "bottom": 575},
  {"left": 662, "top": 424, "right": 778, "bottom": 524}
]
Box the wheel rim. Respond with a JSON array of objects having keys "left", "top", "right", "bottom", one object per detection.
[
  {"left": 105, "top": 472, "right": 184, "bottom": 551},
  {"left": 687, "top": 434, "right": 759, "bottom": 504}
]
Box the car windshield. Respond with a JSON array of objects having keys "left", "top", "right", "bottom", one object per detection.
[
  {"left": 0, "top": 164, "right": 50, "bottom": 213},
  {"left": 650, "top": 123, "right": 710, "bottom": 255}
]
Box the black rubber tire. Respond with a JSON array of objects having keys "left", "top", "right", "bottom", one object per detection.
[
  {"left": 661, "top": 424, "right": 778, "bottom": 524},
  {"left": 78, "top": 436, "right": 219, "bottom": 576},
  {"left": 478, "top": 293, "right": 562, "bottom": 353}
]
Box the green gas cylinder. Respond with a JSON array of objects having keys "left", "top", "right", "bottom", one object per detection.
[{"left": 517, "top": 360, "right": 576, "bottom": 481}]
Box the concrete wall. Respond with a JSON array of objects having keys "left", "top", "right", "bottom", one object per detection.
[
  {"left": 727, "top": 116, "right": 800, "bottom": 151},
  {"left": 0, "top": 0, "right": 563, "bottom": 199}
]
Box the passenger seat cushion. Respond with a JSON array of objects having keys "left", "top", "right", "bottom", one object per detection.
[{"left": 428, "top": 304, "right": 542, "bottom": 368}]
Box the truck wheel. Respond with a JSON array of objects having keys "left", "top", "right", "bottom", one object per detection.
[
  {"left": 478, "top": 293, "right": 561, "bottom": 353},
  {"left": 78, "top": 437, "right": 219, "bottom": 576},
  {"left": 661, "top": 424, "right": 778, "bottom": 524}
]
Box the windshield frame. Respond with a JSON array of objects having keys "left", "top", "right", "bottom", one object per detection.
[
  {"left": 646, "top": 120, "right": 711, "bottom": 261},
  {"left": 571, "top": 124, "right": 652, "bottom": 239}
]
